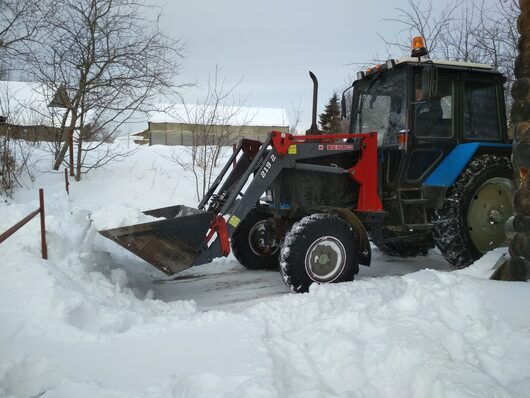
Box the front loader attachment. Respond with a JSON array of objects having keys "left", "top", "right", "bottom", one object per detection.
[
  {"left": 100, "top": 205, "right": 214, "bottom": 276},
  {"left": 99, "top": 132, "right": 382, "bottom": 278}
]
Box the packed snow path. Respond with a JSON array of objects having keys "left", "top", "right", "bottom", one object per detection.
[{"left": 108, "top": 243, "right": 451, "bottom": 311}]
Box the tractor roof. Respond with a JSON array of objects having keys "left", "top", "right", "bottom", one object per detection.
[
  {"left": 395, "top": 57, "right": 495, "bottom": 71},
  {"left": 357, "top": 57, "right": 501, "bottom": 81}
]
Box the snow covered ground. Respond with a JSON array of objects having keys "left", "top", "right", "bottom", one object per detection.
[{"left": 1, "top": 140, "right": 529, "bottom": 397}]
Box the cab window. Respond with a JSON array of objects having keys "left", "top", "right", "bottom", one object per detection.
[
  {"left": 413, "top": 73, "right": 454, "bottom": 138},
  {"left": 463, "top": 80, "right": 500, "bottom": 140}
]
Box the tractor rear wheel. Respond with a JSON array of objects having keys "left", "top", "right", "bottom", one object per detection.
[
  {"left": 280, "top": 214, "right": 358, "bottom": 293},
  {"left": 433, "top": 154, "right": 513, "bottom": 268},
  {"left": 231, "top": 210, "right": 280, "bottom": 270}
]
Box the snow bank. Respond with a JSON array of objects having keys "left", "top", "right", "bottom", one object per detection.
[{"left": 1, "top": 140, "right": 529, "bottom": 397}]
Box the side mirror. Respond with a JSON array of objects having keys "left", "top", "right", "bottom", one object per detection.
[
  {"left": 421, "top": 64, "right": 438, "bottom": 99},
  {"left": 340, "top": 82, "right": 355, "bottom": 119},
  {"left": 341, "top": 94, "right": 347, "bottom": 119}
]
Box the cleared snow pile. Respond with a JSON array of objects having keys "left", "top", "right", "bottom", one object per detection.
[{"left": 0, "top": 140, "right": 529, "bottom": 397}]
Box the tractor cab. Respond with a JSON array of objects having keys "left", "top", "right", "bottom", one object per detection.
[{"left": 350, "top": 57, "right": 509, "bottom": 181}]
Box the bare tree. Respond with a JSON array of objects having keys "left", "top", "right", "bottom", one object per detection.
[
  {"left": 473, "top": 0, "right": 520, "bottom": 111},
  {"left": 288, "top": 96, "right": 303, "bottom": 135},
  {"left": 380, "top": 0, "right": 519, "bottom": 119},
  {"left": 173, "top": 66, "right": 250, "bottom": 200},
  {"left": 0, "top": 0, "right": 48, "bottom": 77},
  {"left": 25, "top": 0, "right": 186, "bottom": 181},
  {"left": 380, "top": 0, "right": 459, "bottom": 57},
  {"left": 0, "top": 0, "right": 48, "bottom": 195},
  {"left": 0, "top": 133, "right": 35, "bottom": 196},
  {"left": 0, "top": 83, "right": 38, "bottom": 196}
]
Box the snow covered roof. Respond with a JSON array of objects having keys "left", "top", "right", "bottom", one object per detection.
[
  {"left": 0, "top": 80, "right": 60, "bottom": 126},
  {"left": 395, "top": 57, "right": 494, "bottom": 70},
  {"left": 148, "top": 104, "right": 289, "bottom": 127}
]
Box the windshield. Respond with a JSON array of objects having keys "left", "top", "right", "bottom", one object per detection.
[{"left": 350, "top": 70, "right": 407, "bottom": 146}]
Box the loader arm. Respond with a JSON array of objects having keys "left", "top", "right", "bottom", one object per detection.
[{"left": 100, "top": 131, "right": 382, "bottom": 276}]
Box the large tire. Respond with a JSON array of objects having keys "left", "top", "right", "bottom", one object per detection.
[
  {"left": 230, "top": 210, "right": 280, "bottom": 270},
  {"left": 280, "top": 214, "right": 358, "bottom": 293},
  {"left": 374, "top": 231, "right": 434, "bottom": 257},
  {"left": 433, "top": 154, "right": 514, "bottom": 268}
]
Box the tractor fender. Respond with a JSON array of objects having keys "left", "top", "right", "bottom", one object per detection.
[
  {"left": 422, "top": 143, "right": 512, "bottom": 209},
  {"left": 329, "top": 208, "right": 371, "bottom": 267}
]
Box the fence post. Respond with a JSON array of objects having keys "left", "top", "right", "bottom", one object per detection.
[
  {"left": 64, "top": 168, "right": 69, "bottom": 195},
  {"left": 39, "top": 188, "right": 48, "bottom": 260}
]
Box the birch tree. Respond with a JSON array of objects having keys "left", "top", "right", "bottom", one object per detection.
[{"left": 26, "top": 0, "right": 185, "bottom": 180}]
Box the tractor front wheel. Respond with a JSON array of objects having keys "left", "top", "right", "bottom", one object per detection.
[
  {"left": 231, "top": 210, "right": 280, "bottom": 270},
  {"left": 433, "top": 154, "right": 513, "bottom": 268},
  {"left": 280, "top": 214, "right": 358, "bottom": 293}
]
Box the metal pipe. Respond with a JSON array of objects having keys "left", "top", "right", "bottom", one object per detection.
[
  {"left": 294, "top": 163, "right": 347, "bottom": 174},
  {"left": 0, "top": 208, "right": 40, "bottom": 244},
  {"left": 39, "top": 188, "right": 48, "bottom": 260},
  {"left": 306, "top": 71, "right": 321, "bottom": 135}
]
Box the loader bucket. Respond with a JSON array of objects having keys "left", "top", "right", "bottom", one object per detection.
[{"left": 99, "top": 205, "right": 214, "bottom": 276}]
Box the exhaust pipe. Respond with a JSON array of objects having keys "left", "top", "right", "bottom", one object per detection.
[{"left": 306, "top": 71, "right": 321, "bottom": 135}]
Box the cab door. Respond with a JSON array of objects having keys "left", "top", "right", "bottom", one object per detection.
[{"left": 402, "top": 67, "right": 458, "bottom": 188}]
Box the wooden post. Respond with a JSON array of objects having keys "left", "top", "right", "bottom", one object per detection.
[
  {"left": 500, "top": 0, "right": 530, "bottom": 281},
  {"left": 64, "top": 167, "right": 69, "bottom": 195},
  {"left": 68, "top": 128, "right": 74, "bottom": 177},
  {"left": 39, "top": 188, "right": 48, "bottom": 260}
]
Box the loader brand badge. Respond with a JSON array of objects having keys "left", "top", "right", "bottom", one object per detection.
[
  {"left": 288, "top": 145, "right": 297, "bottom": 154},
  {"left": 228, "top": 215, "right": 240, "bottom": 228},
  {"left": 326, "top": 144, "right": 354, "bottom": 151}
]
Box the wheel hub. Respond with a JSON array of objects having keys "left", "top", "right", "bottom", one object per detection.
[
  {"left": 248, "top": 220, "right": 279, "bottom": 257},
  {"left": 305, "top": 236, "right": 346, "bottom": 283},
  {"left": 467, "top": 177, "right": 514, "bottom": 253},
  {"left": 488, "top": 208, "right": 504, "bottom": 224}
]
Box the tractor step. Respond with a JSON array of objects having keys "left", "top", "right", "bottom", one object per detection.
[{"left": 401, "top": 198, "right": 430, "bottom": 205}]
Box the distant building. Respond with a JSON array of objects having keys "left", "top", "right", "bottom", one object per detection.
[
  {"left": 0, "top": 81, "right": 65, "bottom": 142},
  {"left": 146, "top": 104, "right": 289, "bottom": 146},
  {"left": 0, "top": 81, "right": 104, "bottom": 143},
  {"left": 132, "top": 129, "right": 149, "bottom": 145}
]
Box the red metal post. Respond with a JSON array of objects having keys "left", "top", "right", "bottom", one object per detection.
[
  {"left": 64, "top": 168, "right": 69, "bottom": 195},
  {"left": 39, "top": 188, "right": 48, "bottom": 259},
  {"left": 232, "top": 143, "right": 237, "bottom": 169},
  {"left": 0, "top": 208, "right": 40, "bottom": 244},
  {"left": 0, "top": 189, "right": 48, "bottom": 260}
]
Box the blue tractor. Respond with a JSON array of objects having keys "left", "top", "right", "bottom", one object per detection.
[{"left": 347, "top": 44, "right": 513, "bottom": 268}]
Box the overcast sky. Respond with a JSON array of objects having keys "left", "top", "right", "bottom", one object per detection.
[{"left": 157, "top": 0, "right": 416, "bottom": 131}]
